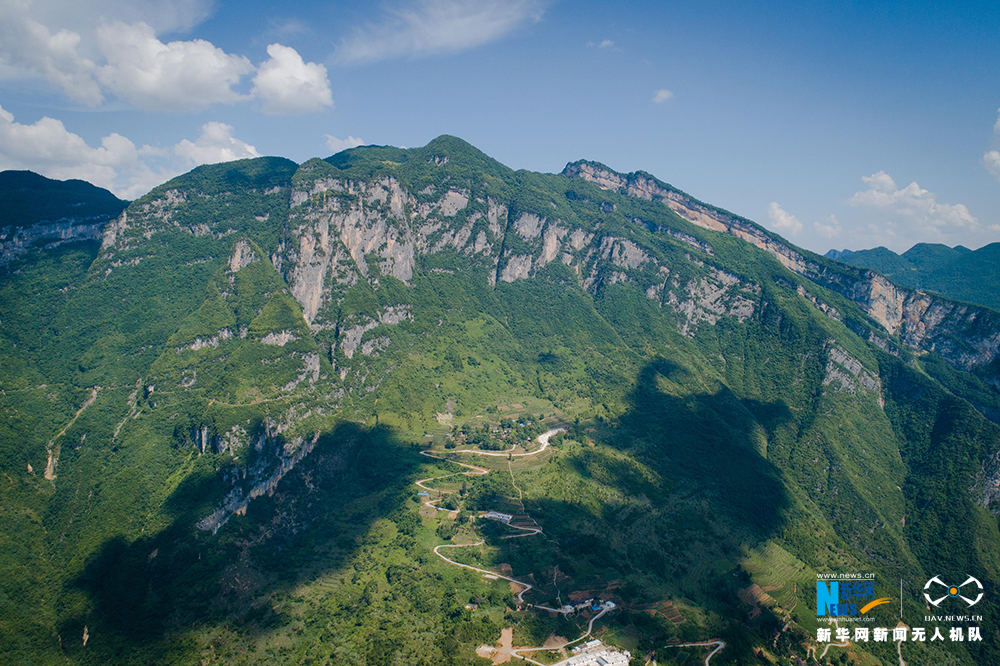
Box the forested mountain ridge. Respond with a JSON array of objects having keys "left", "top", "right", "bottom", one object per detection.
[
  {"left": 0, "top": 170, "right": 127, "bottom": 265},
  {"left": 2, "top": 136, "right": 1000, "bottom": 665},
  {"left": 828, "top": 242, "right": 1000, "bottom": 313}
]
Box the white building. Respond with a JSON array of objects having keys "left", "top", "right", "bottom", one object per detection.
[
  {"left": 561, "top": 647, "right": 631, "bottom": 666},
  {"left": 483, "top": 511, "right": 513, "bottom": 524},
  {"left": 571, "top": 639, "right": 603, "bottom": 654}
]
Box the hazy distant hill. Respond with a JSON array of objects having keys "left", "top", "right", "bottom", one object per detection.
[
  {"left": 0, "top": 170, "right": 127, "bottom": 266},
  {"left": 0, "top": 170, "right": 127, "bottom": 229},
  {"left": 3, "top": 138, "right": 1000, "bottom": 665},
  {"left": 828, "top": 242, "right": 1000, "bottom": 310}
]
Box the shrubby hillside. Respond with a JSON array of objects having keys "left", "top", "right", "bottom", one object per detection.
[
  {"left": 829, "top": 242, "right": 1000, "bottom": 311},
  {"left": 2, "top": 137, "right": 1000, "bottom": 665}
]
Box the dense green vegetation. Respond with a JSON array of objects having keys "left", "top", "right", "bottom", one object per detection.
[
  {"left": 2, "top": 140, "right": 999, "bottom": 666},
  {"left": 0, "top": 170, "right": 127, "bottom": 228},
  {"left": 829, "top": 242, "right": 1000, "bottom": 311}
]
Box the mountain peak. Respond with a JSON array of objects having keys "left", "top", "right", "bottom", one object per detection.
[{"left": 0, "top": 169, "right": 126, "bottom": 229}]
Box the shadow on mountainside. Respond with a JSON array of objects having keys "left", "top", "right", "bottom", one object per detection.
[
  {"left": 484, "top": 358, "right": 792, "bottom": 645},
  {"left": 62, "top": 421, "right": 421, "bottom": 661}
]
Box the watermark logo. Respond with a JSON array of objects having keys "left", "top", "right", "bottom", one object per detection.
[
  {"left": 923, "top": 576, "right": 983, "bottom": 608},
  {"left": 817, "top": 579, "right": 891, "bottom": 616}
]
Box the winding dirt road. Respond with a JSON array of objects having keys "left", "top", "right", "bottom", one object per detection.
[
  {"left": 448, "top": 427, "right": 565, "bottom": 457},
  {"left": 663, "top": 640, "right": 727, "bottom": 666}
]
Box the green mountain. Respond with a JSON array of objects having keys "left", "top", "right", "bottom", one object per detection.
[
  {"left": 0, "top": 170, "right": 128, "bottom": 265},
  {"left": 3, "top": 138, "right": 1000, "bottom": 666},
  {"left": 827, "top": 242, "right": 1000, "bottom": 311}
]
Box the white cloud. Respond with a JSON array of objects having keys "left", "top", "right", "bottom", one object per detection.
[
  {"left": 0, "top": 106, "right": 260, "bottom": 199},
  {"left": 597, "top": 39, "right": 614, "bottom": 48},
  {"left": 985, "top": 150, "right": 1000, "bottom": 181},
  {"left": 19, "top": 0, "right": 214, "bottom": 39},
  {"left": 652, "top": 89, "right": 673, "bottom": 104},
  {"left": 335, "top": 0, "right": 545, "bottom": 64},
  {"left": 848, "top": 170, "right": 977, "bottom": 235},
  {"left": 95, "top": 21, "right": 253, "bottom": 111},
  {"left": 0, "top": 0, "right": 215, "bottom": 105},
  {"left": 813, "top": 215, "right": 842, "bottom": 239},
  {"left": 252, "top": 44, "right": 333, "bottom": 115},
  {"left": 325, "top": 135, "right": 365, "bottom": 153},
  {"left": 0, "top": 6, "right": 103, "bottom": 104},
  {"left": 766, "top": 202, "right": 803, "bottom": 236},
  {"left": 1, "top": 4, "right": 334, "bottom": 115},
  {"left": 174, "top": 122, "right": 260, "bottom": 167},
  {"left": 0, "top": 103, "right": 137, "bottom": 191},
  {"left": 984, "top": 111, "right": 1000, "bottom": 182}
]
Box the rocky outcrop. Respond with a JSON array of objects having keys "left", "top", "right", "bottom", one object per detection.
[
  {"left": 499, "top": 254, "right": 533, "bottom": 282},
  {"left": 228, "top": 239, "right": 258, "bottom": 272},
  {"left": 186, "top": 329, "right": 233, "bottom": 351},
  {"left": 565, "top": 161, "right": 1000, "bottom": 385},
  {"left": 1, "top": 218, "right": 108, "bottom": 265},
  {"left": 823, "top": 342, "right": 883, "bottom": 406},
  {"left": 661, "top": 266, "right": 759, "bottom": 337},
  {"left": 514, "top": 213, "right": 545, "bottom": 239},
  {"left": 260, "top": 331, "right": 298, "bottom": 346},
  {"left": 197, "top": 428, "right": 320, "bottom": 534},
  {"left": 338, "top": 305, "right": 412, "bottom": 359}
]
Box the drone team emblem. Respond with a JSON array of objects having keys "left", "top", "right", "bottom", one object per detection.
[{"left": 923, "top": 576, "right": 983, "bottom": 607}]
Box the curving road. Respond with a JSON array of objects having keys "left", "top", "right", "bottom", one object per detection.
[
  {"left": 817, "top": 619, "right": 850, "bottom": 660},
  {"left": 447, "top": 427, "right": 566, "bottom": 457},
  {"left": 423, "top": 426, "right": 618, "bottom": 660},
  {"left": 663, "top": 640, "right": 727, "bottom": 666},
  {"left": 433, "top": 540, "right": 538, "bottom": 606},
  {"left": 509, "top": 607, "right": 609, "bottom": 665},
  {"left": 415, "top": 453, "right": 488, "bottom": 511},
  {"left": 416, "top": 428, "right": 563, "bottom": 513}
]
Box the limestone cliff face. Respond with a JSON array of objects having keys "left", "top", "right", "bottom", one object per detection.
[
  {"left": 1, "top": 217, "right": 108, "bottom": 264},
  {"left": 0, "top": 169, "right": 127, "bottom": 264},
  {"left": 196, "top": 424, "right": 321, "bottom": 534},
  {"left": 564, "top": 161, "right": 1000, "bottom": 384},
  {"left": 283, "top": 165, "right": 502, "bottom": 328},
  {"left": 281, "top": 163, "right": 770, "bottom": 347}
]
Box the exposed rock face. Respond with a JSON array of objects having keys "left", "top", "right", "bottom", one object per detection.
[
  {"left": 1, "top": 218, "right": 108, "bottom": 265},
  {"left": 661, "top": 266, "right": 759, "bottom": 337},
  {"left": 500, "top": 254, "right": 533, "bottom": 282},
  {"left": 260, "top": 331, "right": 298, "bottom": 346},
  {"left": 796, "top": 285, "right": 842, "bottom": 322},
  {"left": 823, "top": 342, "right": 883, "bottom": 406},
  {"left": 197, "top": 428, "right": 321, "bottom": 534},
  {"left": 284, "top": 353, "right": 321, "bottom": 391},
  {"left": 514, "top": 213, "right": 545, "bottom": 239},
  {"left": 0, "top": 170, "right": 126, "bottom": 264},
  {"left": 284, "top": 176, "right": 493, "bottom": 329},
  {"left": 338, "top": 306, "right": 412, "bottom": 359},
  {"left": 662, "top": 228, "right": 714, "bottom": 256},
  {"left": 599, "top": 237, "right": 650, "bottom": 270},
  {"left": 186, "top": 329, "right": 233, "bottom": 351},
  {"left": 976, "top": 449, "right": 1000, "bottom": 514},
  {"left": 565, "top": 161, "right": 1000, "bottom": 385},
  {"left": 228, "top": 239, "right": 258, "bottom": 272}
]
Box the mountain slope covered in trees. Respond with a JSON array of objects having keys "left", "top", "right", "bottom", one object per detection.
[
  {"left": 2, "top": 138, "right": 1000, "bottom": 666},
  {"left": 828, "top": 242, "right": 1000, "bottom": 311}
]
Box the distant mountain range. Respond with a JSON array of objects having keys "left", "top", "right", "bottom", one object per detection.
[{"left": 827, "top": 242, "right": 1000, "bottom": 311}]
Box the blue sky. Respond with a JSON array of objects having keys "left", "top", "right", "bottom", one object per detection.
[{"left": 1, "top": 0, "right": 998, "bottom": 253}]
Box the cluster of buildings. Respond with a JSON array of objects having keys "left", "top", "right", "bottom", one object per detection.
[
  {"left": 558, "top": 640, "right": 631, "bottom": 666},
  {"left": 557, "top": 598, "right": 617, "bottom": 614}
]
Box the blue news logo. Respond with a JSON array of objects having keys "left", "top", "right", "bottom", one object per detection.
[{"left": 817, "top": 580, "right": 890, "bottom": 616}]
